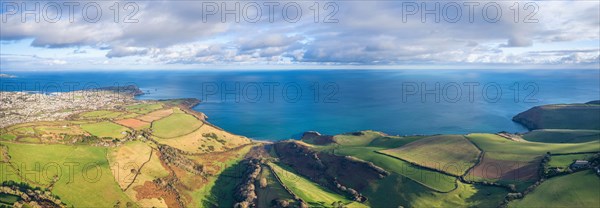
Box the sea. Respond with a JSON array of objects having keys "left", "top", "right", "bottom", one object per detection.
[{"left": 2, "top": 69, "right": 599, "bottom": 140}]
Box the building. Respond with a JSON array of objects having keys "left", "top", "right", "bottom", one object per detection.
[{"left": 570, "top": 160, "right": 590, "bottom": 169}]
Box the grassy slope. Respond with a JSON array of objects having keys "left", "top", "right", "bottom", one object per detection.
[
  {"left": 0, "top": 142, "right": 133, "bottom": 207},
  {"left": 81, "top": 121, "right": 128, "bottom": 139},
  {"left": 269, "top": 162, "right": 365, "bottom": 207},
  {"left": 364, "top": 173, "right": 508, "bottom": 208},
  {"left": 510, "top": 170, "right": 600, "bottom": 208},
  {"left": 151, "top": 108, "right": 203, "bottom": 138},
  {"left": 155, "top": 124, "right": 250, "bottom": 154},
  {"left": 80, "top": 110, "right": 123, "bottom": 119},
  {"left": 195, "top": 144, "right": 254, "bottom": 207},
  {"left": 332, "top": 146, "right": 457, "bottom": 192},
  {"left": 332, "top": 131, "right": 389, "bottom": 146},
  {"left": 513, "top": 104, "right": 600, "bottom": 130},
  {"left": 379, "top": 135, "right": 481, "bottom": 176},
  {"left": 311, "top": 133, "right": 457, "bottom": 192},
  {"left": 467, "top": 133, "right": 600, "bottom": 190},
  {"left": 125, "top": 103, "right": 163, "bottom": 114},
  {"left": 256, "top": 165, "right": 295, "bottom": 207},
  {"left": 467, "top": 133, "right": 600, "bottom": 160},
  {"left": 548, "top": 154, "right": 596, "bottom": 169},
  {"left": 522, "top": 129, "right": 600, "bottom": 143}
]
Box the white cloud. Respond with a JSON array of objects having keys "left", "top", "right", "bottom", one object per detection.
[{"left": 0, "top": 0, "right": 598, "bottom": 69}]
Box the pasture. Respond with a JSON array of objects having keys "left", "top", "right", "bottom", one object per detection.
[
  {"left": 363, "top": 174, "right": 508, "bottom": 208},
  {"left": 510, "top": 170, "right": 600, "bottom": 208},
  {"left": 108, "top": 141, "right": 170, "bottom": 208},
  {"left": 79, "top": 110, "right": 123, "bottom": 119},
  {"left": 467, "top": 133, "right": 600, "bottom": 157},
  {"left": 269, "top": 162, "right": 361, "bottom": 207},
  {"left": 256, "top": 165, "right": 295, "bottom": 207},
  {"left": 548, "top": 154, "right": 596, "bottom": 169},
  {"left": 81, "top": 121, "right": 128, "bottom": 139},
  {"left": 125, "top": 103, "right": 164, "bottom": 114},
  {"left": 522, "top": 129, "right": 600, "bottom": 143},
  {"left": 154, "top": 124, "right": 250, "bottom": 154},
  {"left": 137, "top": 108, "right": 174, "bottom": 122},
  {"left": 115, "top": 118, "right": 150, "bottom": 130},
  {"left": 0, "top": 142, "right": 133, "bottom": 207},
  {"left": 151, "top": 109, "right": 203, "bottom": 138},
  {"left": 379, "top": 135, "right": 481, "bottom": 176}
]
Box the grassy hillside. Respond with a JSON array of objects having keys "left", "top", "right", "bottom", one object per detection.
[
  {"left": 269, "top": 162, "right": 365, "bottom": 207},
  {"left": 363, "top": 174, "right": 508, "bottom": 208},
  {"left": 379, "top": 135, "right": 481, "bottom": 176},
  {"left": 467, "top": 133, "right": 600, "bottom": 156},
  {"left": 0, "top": 142, "right": 133, "bottom": 207},
  {"left": 510, "top": 170, "right": 600, "bottom": 208},
  {"left": 522, "top": 129, "right": 600, "bottom": 143},
  {"left": 151, "top": 108, "right": 203, "bottom": 138},
  {"left": 256, "top": 165, "right": 296, "bottom": 207},
  {"left": 548, "top": 154, "right": 597, "bottom": 169},
  {"left": 466, "top": 133, "right": 600, "bottom": 189},
  {"left": 513, "top": 103, "right": 600, "bottom": 130},
  {"left": 81, "top": 121, "right": 128, "bottom": 139}
]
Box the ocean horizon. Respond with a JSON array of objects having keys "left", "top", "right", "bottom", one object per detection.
[{"left": 2, "top": 69, "right": 599, "bottom": 140}]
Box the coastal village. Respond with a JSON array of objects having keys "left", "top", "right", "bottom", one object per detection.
[{"left": 0, "top": 86, "right": 142, "bottom": 128}]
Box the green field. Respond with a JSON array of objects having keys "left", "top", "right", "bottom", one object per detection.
[
  {"left": 467, "top": 133, "right": 600, "bottom": 160},
  {"left": 269, "top": 162, "right": 362, "bottom": 207},
  {"left": 80, "top": 110, "right": 123, "bottom": 119},
  {"left": 0, "top": 142, "right": 133, "bottom": 207},
  {"left": 379, "top": 135, "right": 480, "bottom": 176},
  {"left": 151, "top": 109, "right": 203, "bottom": 138},
  {"left": 0, "top": 134, "right": 16, "bottom": 141},
  {"left": 331, "top": 146, "right": 457, "bottom": 192},
  {"left": 510, "top": 170, "right": 600, "bottom": 208},
  {"left": 312, "top": 133, "right": 456, "bottom": 192},
  {"left": 332, "top": 131, "right": 389, "bottom": 146},
  {"left": 0, "top": 193, "right": 19, "bottom": 206},
  {"left": 256, "top": 165, "right": 295, "bottom": 207},
  {"left": 548, "top": 154, "right": 596, "bottom": 169},
  {"left": 18, "top": 137, "right": 40, "bottom": 143},
  {"left": 81, "top": 121, "right": 128, "bottom": 139},
  {"left": 363, "top": 173, "right": 508, "bottom": 208},
  {"left": 522, "top": 129, "right": 600, "bottom": 143},
  {"left": 125, "top": 103, "right": 163, "bottom": 114}
]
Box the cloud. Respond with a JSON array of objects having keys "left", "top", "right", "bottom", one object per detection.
[
  {"left": 0, "top": 0, "right": 599, "bottom": 68},
  {"left": 106, "top": 46, "right": 149, "bottom": 58}
]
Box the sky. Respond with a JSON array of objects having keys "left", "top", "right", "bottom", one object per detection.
[{"left": 0, "top": 0, "right": 599, "bottom": 71}]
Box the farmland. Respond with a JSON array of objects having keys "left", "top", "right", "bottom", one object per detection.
[
  {"left": 466, "top": 133, "right": 600, "bottom": 189},
  {"left": 522, "top": 129, "right": 600, "bottom": 143},
  {"left": 0, "top": 142, "right": 133, "bottom": 207},
  {"left": 269, "top": 162, "right": 361, "bottom": 207},
  {"left": 151, "top": 108, "right": 203, "bottom": 138},
  {"left": 0, "top": 89, "right": 598, "bottom": 208},
  {"left": 379, "top": 135, "right": 481, "bottom": 176},
  {"left": 548, "top": 154, "right": 596, "bottom": 169},
  {"left": 510, "top": 170, "right": 600, "bottom": 207},
  {"left": 81, "top": 121, "right": 129, "bottom": 139}
]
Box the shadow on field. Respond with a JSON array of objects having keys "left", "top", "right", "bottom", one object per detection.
[{"left": 202, "top": 161, "right": 245, "bottom": 208}]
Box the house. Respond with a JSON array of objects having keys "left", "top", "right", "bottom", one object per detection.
[{"left": 570, "top": 160, "right": 590, "bottom": 169}]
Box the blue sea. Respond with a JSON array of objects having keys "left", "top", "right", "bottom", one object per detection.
[{"left": 2, "top": 70, "right": 599, "bottom": 140}]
